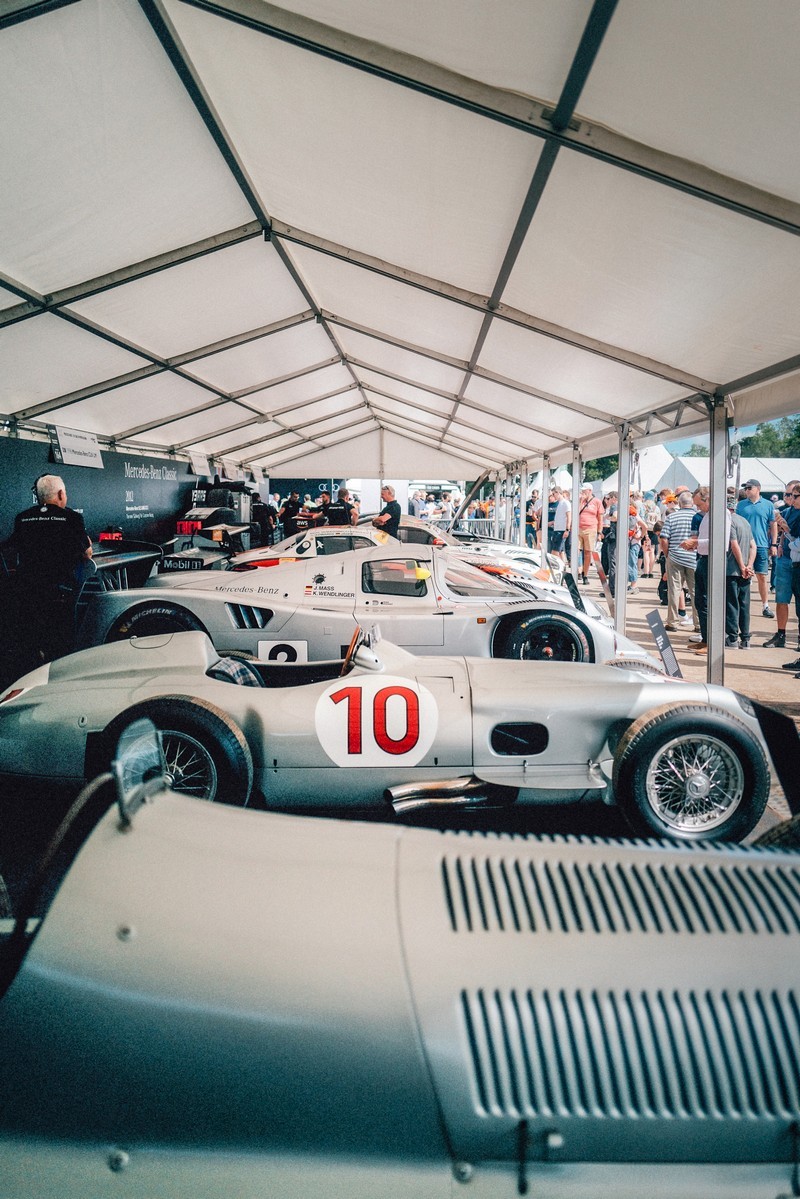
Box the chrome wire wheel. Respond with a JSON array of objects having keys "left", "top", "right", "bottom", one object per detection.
[
  {"left": 644, "top": 733, "right": 744, "bottom": 833},
  {"left": 162, "top": 730, "right": 219, "bottom": 800}
]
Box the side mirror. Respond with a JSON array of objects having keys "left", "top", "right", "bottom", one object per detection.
[{"left": 112, "top": 718, "right": 170, "bottom": 826}]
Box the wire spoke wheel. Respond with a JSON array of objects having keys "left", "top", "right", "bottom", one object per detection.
[
  {"left": 612, "top": 703, "right": 768, "bottom": 842},
  {"left": 645, "top": 734, "right": 744, "bottom": 832},
  {"left": 162, "top": 730, "right": 218, "bottom": 800},
  {"left": 101, "top": 695, "right": 253, "bottom": 806}
]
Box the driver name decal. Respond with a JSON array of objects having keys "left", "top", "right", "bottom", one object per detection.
[{"left": 315, "top": 675, "right": 438, "bottom": 767}]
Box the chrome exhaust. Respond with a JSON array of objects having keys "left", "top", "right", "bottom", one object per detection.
[{"left": 387, "top": 777, "right": 503, "bottom": 815}]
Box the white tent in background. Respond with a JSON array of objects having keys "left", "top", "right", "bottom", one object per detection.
[
  {"left": 528, "top": 467, "right": 573, "bottom": 494},
  {"left": 601, "top": 444, "right": 674, "bottom": 493},
  {"left": 652, "top": 457, "right": 800, "bottom": 495}
]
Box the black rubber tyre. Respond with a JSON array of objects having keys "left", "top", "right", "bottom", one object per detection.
[
  {"left": 500, "top": 612, "right": 591, "bottom": 662},
  {"left": 612, "top": 703, "right": 769, "bottom": 842},
  {"left": 101, "top": 695, "right": 253, "bottom": 806},
  {"left": 752, "top": 813, "right": 800, "bottom": 850},
  {"left": 105, "top": 602, "right": 206, "bottom": 642},
  {"left": 603, "top": 656, "right": 666, "bottom": 678}
]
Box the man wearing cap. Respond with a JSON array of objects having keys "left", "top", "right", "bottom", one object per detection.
[
  {"left": 577, "top": 483, "right": 603, "bottom": 584},
  {"left": 736, "top": 480, "right": 777, "bottom": 619}
]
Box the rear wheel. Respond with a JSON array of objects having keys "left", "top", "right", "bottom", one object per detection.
[
  {"left": 612, "top": 703, "right": 768, "bottom": 841},
  {"left": 105, "top": 602, "right": 206, "bottom": 642},
  {"left": 101, "top": 696, "right": 253, "bottom": 806},
  {"left": 501, "top": 612, "right": 591, "bottom": 662}
]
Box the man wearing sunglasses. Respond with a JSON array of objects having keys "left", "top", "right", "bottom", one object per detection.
[
  {"left": 736, "top": 479, "right": 778, "bottom": 620},
  {"left": 775, "top": 482, "right": 800, "bottom": 663}
]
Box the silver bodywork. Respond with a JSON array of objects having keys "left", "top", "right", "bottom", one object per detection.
[
  {"left": 0, "top": 788, "right": 797, "bottom": 1196},
  {"left": 230, "top": 525, "right": 600, "bottom": 617},
  {"left": 0, "top": 631, "right": 757, "bottom": 816},
  {"left": 77, "top": 542, "right": 645, "bottom": 665}
]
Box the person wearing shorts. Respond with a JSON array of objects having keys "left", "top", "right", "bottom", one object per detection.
[
  {"left": 577, "top": 484, "right": 603, "bottom": 584},
  {"left": 768, "top": 480, "right": 800, "bottom": 649},
  {"left": 736, "top": 479, "right": 777, "bottom": 618}
]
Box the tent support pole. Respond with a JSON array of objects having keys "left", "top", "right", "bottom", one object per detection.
[
  {"left": 493, "top": 474, "right": 501, "bottom": 539},
  {"left": 541, "top": 456, "right": 550, "bottom": 563},
  {"left": 504, "top": 470, "right": 514, "bottom": 542},
  {"left": 519, "top": 463, "right": 529, "bottom": 547},
  {"left": 707, "top": 397, "right": 729, "bottom": 685},
  {"left": 614, "top": 428, "right": 632, "bottom": 633},
  {"left": 570, "top": 445, "right": 581, "bottom": 579}
]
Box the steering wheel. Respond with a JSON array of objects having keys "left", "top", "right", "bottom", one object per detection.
[{"left": 340, "top": 625, "right": 366, "bottom": 676}]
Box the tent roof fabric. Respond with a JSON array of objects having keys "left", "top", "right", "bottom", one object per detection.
[{"left": 2, "top": 0, "right": 800, "bottom": 479}]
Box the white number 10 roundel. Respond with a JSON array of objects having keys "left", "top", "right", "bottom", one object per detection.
[{"left": 315, "top": 675, "right": 439, "bottom": 767}]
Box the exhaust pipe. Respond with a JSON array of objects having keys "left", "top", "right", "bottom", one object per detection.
[{"left": 387, "top": 776, "right": 506, "bottom": 815}]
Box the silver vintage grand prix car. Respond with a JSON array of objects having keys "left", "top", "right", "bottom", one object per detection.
[
  {"left": 0, "top": 628, "right": 770, "bottom": 841},
  {"left": 0, "top": 734, "right": 796, "bottom": 1198},
  {"left": 77, "top": 542, "right": 650, "bottom": 666}
]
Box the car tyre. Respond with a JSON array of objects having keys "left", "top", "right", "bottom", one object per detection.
[
  {"left": 101, "top": 695, "right": 253, "bottom": 806},
  {"left": 105, "top": 602, "right": 206, "bottom": 642},
  {"left": 501, "top": 612, "right": 591, "bottom": 662},
  {"left": 612, "top": 703, "right": 768, "bottom": 842},
  {"left": 752, "top": 813, "right": 800, "bottom": 850}
]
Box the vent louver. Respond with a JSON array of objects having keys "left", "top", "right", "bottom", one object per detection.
[
  {"left": 460, "top": 987, "right": 800, "bottom": 1120},
  {"left": 441, "top": 855, "right": 800, "bottom": 934},
  {"left": 225, "top": 603, "right": 273, "bottom": 630}
]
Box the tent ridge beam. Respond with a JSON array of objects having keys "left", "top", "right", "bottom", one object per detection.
[
  {"left": 365, "top": 384, "right": 552, "bottom": 448},
  {"left": 207, "top": 402, "right": 369, "bottom": 457},
  {"left": 376, "top": 417, "right": 500, "bottom": 469},
  {"left": 139, "top": 0, "right": 272, "bottom": 229},
  {"left": 190, "top": 0, "right": 800, "bottom": 237},
  {"left": 321, "top": 312, "right": 469, "bottom": 373},
  {"left": 372, "top": 402, "right": 538, "bottom": 460},
  {"left": 260, "top": 423, "right": 378, "bottom": 472},
  {"left": 274, "top": 220, "right": 710, "bottom": 390}
]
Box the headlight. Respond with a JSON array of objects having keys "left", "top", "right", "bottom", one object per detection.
[{"left": 733, "top": 691, "right": 756, "bottom": 718}]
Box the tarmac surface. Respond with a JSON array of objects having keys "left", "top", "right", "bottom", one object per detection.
[{"left": 592, "top": 568, "right": 797, "bottom": 838}]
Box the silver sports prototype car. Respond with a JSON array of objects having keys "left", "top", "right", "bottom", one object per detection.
[
  {"left": 0, "top": 743, "right": 796, "bottom": 1197},
  {"left": 0, "top": 628, "right": 770, "bottom": 841},
  {"left": 76, "top": 542, "right": 651, "bottom": 666},
  {"left": 227, "top": 525, "right": 605, "bottom": 620}
]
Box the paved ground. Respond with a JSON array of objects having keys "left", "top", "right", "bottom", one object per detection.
[{"left": 594, "top": 569, "right": 798, "bottom": 838}]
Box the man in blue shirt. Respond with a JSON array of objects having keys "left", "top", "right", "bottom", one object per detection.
[
  {"left": 764, "top": 479, "right": 800, "bottom": 648},
  {"left": 736, "top": 479, "right": 777, "bottom": 619}
]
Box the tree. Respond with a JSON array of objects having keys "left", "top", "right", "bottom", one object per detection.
[
  {"left": 685, "top": 443, "right": 709, "bottom": 457},
  {"left": 738, "top": 416, "right": 800, "bottom": 457},
  {"left": 583, "top": 454, "right": 617, "bottom": 482}
]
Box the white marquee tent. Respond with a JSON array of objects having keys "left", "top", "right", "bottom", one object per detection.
[
  {"left": 3, "top": 0, "right": 800, "bottom": 482},
  {"left": 652, "top": 456, "right": 800, "bottom": 496}
]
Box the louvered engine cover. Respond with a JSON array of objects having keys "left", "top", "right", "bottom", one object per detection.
[{"left": 399, "top": 829, "right": 800, "bottom": 1165}]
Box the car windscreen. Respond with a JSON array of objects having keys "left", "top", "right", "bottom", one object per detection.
[
  {"left": 440, "top": 558, "right": 520, "bottom": 598},
  {"left": 362, "top": 559, "right": 429, "bottom": 597},
  {"left": 315, "top": 536, "right": 352, "bottom": 555}
]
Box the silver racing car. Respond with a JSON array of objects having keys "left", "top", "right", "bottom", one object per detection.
[
  {"left": 0, "top": 628, "right": 770, "bottom": 841},
  {"left": 76, "top": 542, "right": 652, "bottom": 667},
  {"left": 0, "top": 736, "right": 795, "bottom": 1197}
]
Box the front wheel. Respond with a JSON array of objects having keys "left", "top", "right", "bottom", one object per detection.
[
  {"left": 612, "top": 703, "right": 768, "bottom": 842},
  {"left": 500, "top": 612, "right": 591, "bottom": 662},
  {"left": 104, "top": 602, "right": 206, "bottom": 642},
  {"left": 101, "top": 696, "right": 253, "bottom": 805}
]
